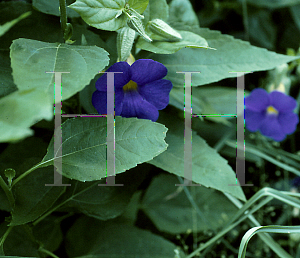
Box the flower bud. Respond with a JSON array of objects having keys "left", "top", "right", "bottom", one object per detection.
[
  {"left": 148, "top": 19, "right": 182, "bottom": 42},
  {"left": 117, "top": 27, "right": 135, "bottom": 61},
  {"left": 127, "top": 16, "right": 152, "bottom": 42}
]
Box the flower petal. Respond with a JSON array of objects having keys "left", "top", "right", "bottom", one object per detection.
[
  {"left": 130, "top": 59, "right": 167, "bottom": 86},
  {"left": 259, "top": 115, "right": 286, "bottom": 141},
  {"left": 92, "top": 90, "right": 124, "bottom": 116},
  {"left": 269, "top": 91, "right": 297, "bottom": 112},
  {"left": 92, "top": 90, "right": 106, "bottom": 115},
  {"left": 121, "top": 91, "right": 159, "bottom": 122},
  {"left": 278, "top": 112, "right": 299, "bottom": 134},
  {"left": 245, "top": 88, "right": 270, "bottom": 112},
  {"left": 245, "top": 109, "right": 265, "bottom": 131},
  {"left": 95, "top": 62, "right": 131, "bottom": 91},
  {"left": 138, "top": 79, "right": 173, "bottom": 110}
]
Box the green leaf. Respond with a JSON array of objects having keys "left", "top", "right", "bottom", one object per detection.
[
  {"left": 290, "top": 4, "right": 300, "bottom": 32},
  {"left": 139, "top": 27, "right": 300, "bottom": 86},
  {"left": 248, "top": 9, "right": 277, "bottom": 50},
  {"left": 143, "top": 0, "right": 169, "bottom": 24},
  {"left": 10, "top": 38, "right": 109, "bottom": 101},
  {"left": 117, "top": 27, "right": 136, "bottom": 61},
  {"left": 148, "top": 111, "right": 246, "bottom": 201},
  {"left": 66, "top": 216, "right": 185, "bottom": 257},
  {"left": 168, "top": 0, "right": 199, "bottom": 26},
  {"left": 0, "top": 137, "right": 49, "bottom": 211},
  {"left": 0, "top": 51, "right": 17, "bottom": 98},
  {"left": 0, "top": 89, "right": 53, "bottom": 143},
  {"left": 169, "top": 86, "right": 240, "bottom": 126},
  {"left": 10, "top": 166, "right": 67, "bottom": 226},
  {"left": 0, "top": 222, "right": 39, "bottom": 256},
  {"left": 127, "top": 0, "right": 149, "bottom": 14},
  {"left": 246, "top": 0, "right": 300, "bottom": 8},
  {"left": 141, "top": 174, "right": 238, "bottom": 234},
  {"left": 137, "top": 30, "right": 209, "bottom": 54},
  {"left": 69, "top": 0, "right": 128, "bottom": 31},
  {"left": 127, "top": 15, "right": 152, "bottom": 42},
  {"left": 0, "top": 11, "right": 31, "bottom": 37},
  {"left": 41, "top": 116, "right": 168, "bottom": 181},
  {"left": 55, "top": 166, "right": 146, "bottom": 220},
  {"left": 32, "top": 215, "right": 63, "bottom": 253},
  {"left": 32, "top": 0, "right": 80, "bottom": 17}
]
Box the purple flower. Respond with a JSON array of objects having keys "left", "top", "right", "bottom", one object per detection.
[
  {"left": 245, "top": 88, "right": 299, "bottom": 141},
  {"left": 92, "top": 59, "right": 173, "bottom": 122}
]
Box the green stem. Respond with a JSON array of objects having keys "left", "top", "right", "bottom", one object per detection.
[
  {"left": 39, "top": 247, "right": 60, "bottom": 258},
  {"left": 59, "top": 0, "right": 68, "bottom": 39},
  {"left": 0, "top": 176, "right": 14, "bottom": 208},
  {"left": 0, "top": 226, "right": 13, "bottom": 247},
  {"left": 11, "top": 161, "right": 45, "bottom": 187}
]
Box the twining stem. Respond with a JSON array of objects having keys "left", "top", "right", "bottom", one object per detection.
[
  {"left": 59, "top": 0, "right": 68, "bottom": 39},
  {"left": 0, "top": 176, "right": 14, "bottom": 208}
]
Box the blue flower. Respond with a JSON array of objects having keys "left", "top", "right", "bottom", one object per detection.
[
  {"left": 245, "top": 88, "right": 299, "bottom": 141},
  {"left": 92, "top": 59, "right": 173, "bottom": 122}
]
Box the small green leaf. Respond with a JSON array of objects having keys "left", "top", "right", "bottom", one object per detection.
[
  {"left": 41, "top": 117, "right": 168, "bottom": 181},
  {"left": 32, "top": 0, "right": 80, "bottom": 17},
  {"left": 141, "top": 174, "right": 239, "bottom": 234},
  {"left": 127, "top": 0, "right": 149, "bottom": 14},
  {"left": 148, "top": 111, "right": 246, "bottom": 201},
  {"left": 0, "top": 11, "right": 31, "bottom": 37},
  {"left": 0, "top": 89, "right": 53, "bottom": 143},
  {"left": 10, "top": 38, "right": 109, "bottom": 101},
  {"left": 136, "top": 30, "right": 209, "bottom": 54},
  {"left": 117, "top": 27, "right": 136, "bottom": 61},
  {"left": 69, "top": 0, "right": 127, "bottom": 31}
]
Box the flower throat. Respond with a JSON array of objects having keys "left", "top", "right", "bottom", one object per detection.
[{"left": 123, "top": 80, "right": 138, "bottom": 91}]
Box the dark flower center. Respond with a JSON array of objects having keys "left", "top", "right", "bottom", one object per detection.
[{"left": 123, "top": 80, "right": 138, "bottom": 91}]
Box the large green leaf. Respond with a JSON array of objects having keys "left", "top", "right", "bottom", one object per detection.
[
  {"left": 0, "top": 89, "right": 53, "bottom": 143},
  {"left": 0, "top": 51, "right": 17, "bottom": 98},
  {"left": 138, "top": 27, "right": 299, "bottom": 87},
  {"left": 66, "top": 216, "right": 185, "bottom": 257},
  {"left": 290, "top": 4, "right": 300, "bottom": 32},
  {"left": 10, "top": 38, "right": 109, "bottom": 101},
  {"left": 168, "top": 0, "right": 199, "bottom": 26},
  {"left": 69, "top": 0, "right": 127, "bottom": 31},
  {"left": 10, "top": 166, "right": 67, "bottom": 226},
  {"left": 32, "top": 0, "right": 80, "bottom": 17},
  {"left": 41, "top": 116, "right": 168, "bottom": 181},
  {"left": 127, "top": 0, "right": 149, "bottom": 14},
  {"left": 141, "top": 173, "right": 238, "bottom": 234},
  {"left": 169, "top": 86, "right": 247, "bottom": 125},
  {"left": 143, "top": 0, "right": 169, "bottom": 24},
  {"left": 148, "top": 111, "right": 246, "bottom": 201},
  {"left": 246, "top": 0, "right": 300, "bottom": 8},
  {"left": 137, "top": 30, "right": 209, "bottom": 54}
]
